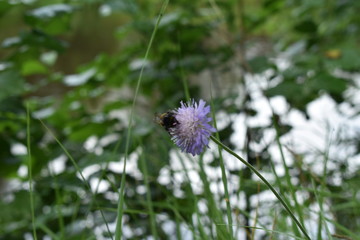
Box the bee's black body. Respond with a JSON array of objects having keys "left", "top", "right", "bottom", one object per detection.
[{"left": 155, "top": 111, "right": 179, "bottom": 132}]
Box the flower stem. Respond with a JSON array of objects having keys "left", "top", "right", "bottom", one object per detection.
[{"left": 210, "top": 135, "right": 311, "bottom": 240}]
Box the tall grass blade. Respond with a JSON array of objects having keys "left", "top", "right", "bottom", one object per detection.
[
  {"left": 114, "top": 1, "right": 169, "bottom": 239},
  {"left": 39, "top": 119, "right": 112, "bottom": 239},
  {"left": 210, "top": 135, "right": 311, "bottom": 240},
  {"left": 209, "top": 84, "right": 234, "bottom": 239},
  {"left": 47, "top": 165, "right": 65, "bottom": 239},
  {"left": 26, "top": 103, "right": 38, "bottom": 240},
  {"left": 198, "top": 155, "right": 231, "bottom": 239},
  {"left": 138, "top": 143, "right": 158, "bottom": 239},
  {"left": 272, "top": 116, "right": 305, "bottom": 236}
]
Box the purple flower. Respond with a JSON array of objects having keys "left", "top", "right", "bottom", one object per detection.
[{"left": 168, "top": 99, "right": 216, "bottom": 156}]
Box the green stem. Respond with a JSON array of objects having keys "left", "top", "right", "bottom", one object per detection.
[
  {"left": 27, "top": 104, "right": 37, "bottom": 240},
  {"left": 210, "top": 136, "right": 311, "bottom": 240},
  {"left": 114, "top": 1, "right": 169, "bottom": 239}
]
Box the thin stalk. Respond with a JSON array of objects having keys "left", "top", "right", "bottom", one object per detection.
[
  {"left": 26, "top": 104, "right": 37, "bottom": 240},
  {"left": 37, "top": 223, "right": 60, "bottom": 240},
  {"left": 198, "top": 155, "right": 230, "bottom": 239},
  {"left": 48, "top": 165, "right": 65, "bottom": 239},
  {"left": 175, "top": 151, "right": 204, "bottom": 239},
  {"left": 114, "top": 1, "right": 169, "bottom": 239},
  {"left": 273, "top": 116, "right": 305, "bottom": 236},
  {"left": 317, "top": 127, "right": 333, "bottom": 239},
  {"left": 39, "top": 120, "right": 112, "bottom": 239},
  {"left": 176, "top": 32, "right": 190, "bottom": 103},
  {"left": 138, "top": 145, "right": 158, "bottom": 239},
  {"left": 209, "top": 84, "right": 234, "bottom": 238},
  {"left": 311, "top": 179, "right": 332, "bottom": 240},
  {"left": 210, "top": 136, "right": 311, "bottom": 240}
]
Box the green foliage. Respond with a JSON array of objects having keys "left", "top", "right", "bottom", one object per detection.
[{"left": 0, "top": 0, "right": 359, "bottom": 239}]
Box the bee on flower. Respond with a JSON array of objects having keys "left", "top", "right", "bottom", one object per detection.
[{"left": 155, "top": 99, "right": 216, "bottom": 156}]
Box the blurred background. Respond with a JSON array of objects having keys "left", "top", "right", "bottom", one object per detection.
[{"left": 0, "top": 0, "right": 359, "bottom": 239}]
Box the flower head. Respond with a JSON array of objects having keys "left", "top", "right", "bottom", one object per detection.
[{"left": 168, "top": 99, "right": 216, "bottom": 156}]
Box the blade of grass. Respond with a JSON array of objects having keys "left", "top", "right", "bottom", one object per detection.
[
  {"left": 37, "top": 223, "right": 60, "bottom": 240},
  {"left": 26, "top": 103, "right": 38, "bottom": 240},
  {"left": 47, "top": 165, "right": 65, "bottom": 239},
  {"left": 318, "top": 127, "right": 333, "bottom": 239},
  {"left": 39, "top": 119, "right": 112, "bottom": 239},
  {"left": 218, "top": 224, "right": 306, "bottom": 240},
  {"left": 177, "top": 33, "right": 207, "bottom": 239},
  {"left": 251, "top": 78, "right": 306, "bottom": 237},
  {"left": 323, "top": 216, "right": 358, "bottom": 240},
  {"left": 209, "top": 83, "right": 234, "bottom": 239},
  {"left": 87, "top": 133, "right": 124, "bottom": 224},
  {"left": 247, "top": 65, "right": 306, "bottom": 236},
  {"left": 272, "top": 115, "right": 304, "bottom": 237},
  {"left": 138, "top": 142, "right": 158, "bottom": 240},
  {"left": 198, "top": 155, "right": 232, "bottom": 239},
  {"left": 150, "top": 137, "right": 200, "bottom": 237},
  {"left": 251, "top": 158, "right": 262, "bottom": 240},
  {"left": 269, "top": 211, "right": 278, "bottom": 240},
  {"left": 174, "top": 150, "right": 206, "bottom": 239},
  {"left": 210, "top": 135, "right": 311, "bottom": 240},
  {"left": 114, "top": 1, "right": 169, "bottom": 239},
  {"left": 311, "top": 179, "right": 333, "bottom": 240},
  {"left": 176, "top": 33, "right": 190, "bottom": 102}
]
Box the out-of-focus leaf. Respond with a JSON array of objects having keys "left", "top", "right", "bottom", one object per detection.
[
  {"left": 24, "top": 4, "right": 73, "bottom": 34},
  {"left": 2, "top": 30, "right": 68, "bottom": 52},
  {"left": 248, "top": 56, "right": 272, "bottom": 73},
  {"left": 27, "top": 4, "right": 73, "bottom": 19},
  {"left": 0, "top": 69, "right": 25, "bottom": 101},
  {"left": 69, "top": 122, "right": 110, "bottom": 141},
  {"left": 266, "top": 80, "right": 301, "bottom": 99},
  {"left": 324, "top": 49, "right": 341, "bottom": 59},
  {"left": 0, "top": 96, "right": 24, "bottom": 114},
  {"left": 266, "top": 79, "right": 318, "bottom": 112},
  {"left": 263, "top": 0, "right": 284, "bottom": 12},
  {"left": 21, "top": 60, "right": 48, "bottom": 75},
  {"left": 102, "top": 0, "right": 138, "bottom": 14},
  {"left": 0, "top": 190, "right": 40, "bottom": 222},
  {"left": 324, "top": 44, "right": 360, "bottom": 71},
  {"left": 310, "top": 73, "right": 347, "bottom": 94},
  {"left": 2, "top": 36, "right": 21, "bottom": 48},
  {"left": 0, "top": 137, "right": 22, "bottom": 178},
  {"left": 40, "top": 51, "right": 58, "bottom": 66},
  {"left": 294, "top": 19, "right": 317, "bottom": 33},
  {"left": 63, "top": 68, "right": 96, "bottom": 86},
  {"left": 0, "top": 0, "right": 11, "bottom": 17}
]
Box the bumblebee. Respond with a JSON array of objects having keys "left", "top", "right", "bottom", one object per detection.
[{"left": 155, "top": 111, "right": 179, "bottom": 133}]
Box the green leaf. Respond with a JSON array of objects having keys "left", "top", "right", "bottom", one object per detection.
[
  {"left": 294, "top": 19, "right": 317, "bottom": 33},
  {"left": 0, "top": 137, "right": 22, "bottom": 178},
  {"left": 21, "top": 60, "right": 48, "bottom": 76},
  {"left": 24, "top": 4, "right": 73, "bottom": 35},
  {"left": 0, "top": 69, "right": 25, "bottom": 101},
  {"left": 6, "top": 30, "right": 68, "bottom": 52},
  {"left": 311, "top": 73, "right": 347, "bottom": 94},
  {"left": 266, "top": 80, "right": 301, "bottom": 99},
  {"left": 0, "top": 0, "right": 11, "bottom": 18},
  {"left": 248, "top": 56, "right": 272, "bottom": 73},
  {"left": 104, "top": 0, "right": 138, "bottom": 14},
  {"left": 324, "top": 42, "right": 360, "bottom": 71},
  {"left": 69, "top": 122, "right": 109, "bottom": 141}
]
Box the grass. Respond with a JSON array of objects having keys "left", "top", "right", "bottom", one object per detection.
[
  {"left": 16, "top": 2, "right": 360, "bottom": 240},
  {"left": 20, "top": 73, "right": 360, "bottom": 240},
  {"left": 114, "top": 1, "right": 169, "bottom": 239},
  {"left": 210, "top": 136, "right": 311, "bottom": 240},
  {"left": 27, "top": 103, "right": 37, "bottom": 240},
  {"left": 39, "top": 119, "right": 113, "bottom": 238}
]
